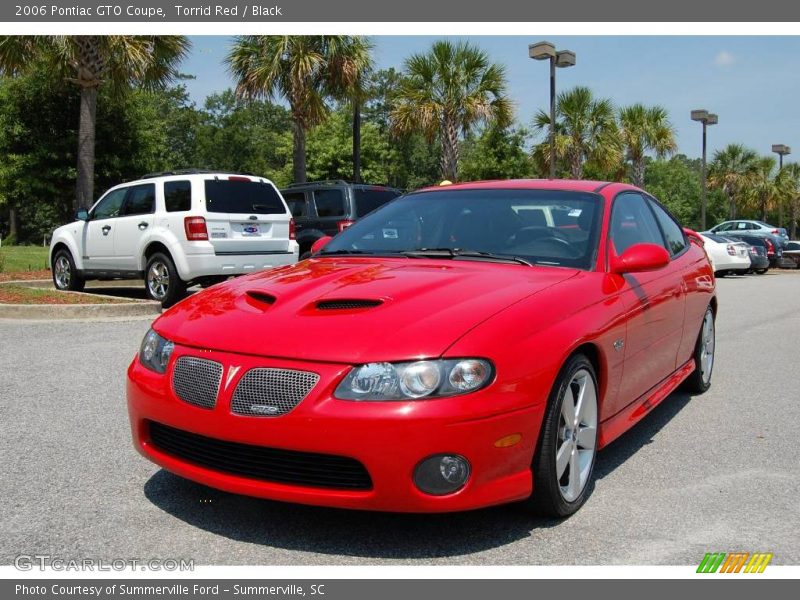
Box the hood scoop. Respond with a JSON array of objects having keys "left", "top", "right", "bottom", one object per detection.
[
  {"left": 316, "top": 299, "right": 383, "bottom": 311},
  {"left": 246, "top": 291, "right": 277, "bottom": 306}
]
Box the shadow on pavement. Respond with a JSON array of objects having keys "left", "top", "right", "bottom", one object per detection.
[
  {"left": 594, "top": 391, "right": 692, "bottom": 480},
  {"left": 143, "top": 394, "right": 693, "bottom": 558},
  {"left": 143, "top": 470, "right": 562, "bottom": 559}
]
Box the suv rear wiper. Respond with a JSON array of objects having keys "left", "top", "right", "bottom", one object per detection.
[{"left": 403, "top": 248, "right": 533, "bottom": 266}]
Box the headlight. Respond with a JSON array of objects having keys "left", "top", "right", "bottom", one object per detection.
[
  {"left": 139, "top": 329, "right": 174, "bottom": 374},
  {"left": 335, "top": 359, "right": 493, "bottom": 401}
]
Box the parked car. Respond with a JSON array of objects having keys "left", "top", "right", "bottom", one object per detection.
[
  {"left": 280, "top": 180, "right": 402, "bottom": 258},
  {"left": 50, "top": 170, "right": 298, "bottom": 307},
  {"left": 721, "top": 232, "right": 783, "bottom": 268},
  {"left": 782, "top": 240, "right": 800, "bottom": 268},
  {"left": 699, "top": 233, "right": 751, "bottom": 276},
  {"left": 128, "top": 179, "right": 716, "bottom": 517},
  {"left": 707, "top": 220, "right": 787, "bottom": 248}
]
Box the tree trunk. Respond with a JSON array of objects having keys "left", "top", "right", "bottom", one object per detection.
[
  {"left": 729, "top": 192, "right": 736, "bottom": 220},
  {"left": 352, "top": 101, "right": 362, "bottom": 183},
  {"left": 631, "top": 157, "right": 645, "bottom": 188},
  {"left": 76, "top": 85, "right": 98, "bottom": 210},
  {"left": 440, "top": 115, "right": 459, "bottom": 182},
  {"left": 292, "top": 119, "right": 307, "bottom": 184},
  {"left": 760, "top": 198, "right": 768, "bottom": 222},
  {"left": 791, "top": 198, "right": 798, "bottom": 240},
  {"left": 571, "top": 150, "right": 583, "bottom": 180},
  {"left": 8, "top": 205, "right": 18, "bottom": 242}
]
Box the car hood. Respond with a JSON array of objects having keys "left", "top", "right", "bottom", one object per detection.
[{"left": 155, "top": 257, "right": 578, "bottom": 364}]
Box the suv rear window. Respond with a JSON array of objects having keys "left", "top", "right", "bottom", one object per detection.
[
  {"left": 314, "top": 189, "right": 346, "bottom": 217},
  {"left": 204, "top": 180, "right": 286, "bottom": 214},
  {"left": 353, "top": 188, "right": 400, "bottom": 217}
]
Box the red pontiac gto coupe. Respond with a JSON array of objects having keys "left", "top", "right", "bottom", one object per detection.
[{"left": 127, "top": 180, "right": 716, "bottom": 517}]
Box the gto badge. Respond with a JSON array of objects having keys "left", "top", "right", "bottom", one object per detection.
[{"left": 250, "top": 405, "right": 280, "bottom": 415}]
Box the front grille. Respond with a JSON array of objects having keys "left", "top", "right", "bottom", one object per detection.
[
  {"left": 231, "top": 368, "right": 319, "bottom": 416},
  {"left": 316, "top": 299, "right": 382, "bottom": 310},
  {"left": 172, "top": 356, "right": 223, "bottom": 409},
  {"left": 148, "top": 421, "right": 372, "bottom": 490}
]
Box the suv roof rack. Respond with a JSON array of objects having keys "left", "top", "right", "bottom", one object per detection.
[
  {"left": 285, "top": 180, "right": 399, "bottom": 189},
  {"left": 140, "top": 169, "right": 261, "bottom": 179}
]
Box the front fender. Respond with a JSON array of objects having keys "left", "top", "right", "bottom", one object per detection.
[{"left": 49, "top": 224, "right": 85, "bottom": 270}]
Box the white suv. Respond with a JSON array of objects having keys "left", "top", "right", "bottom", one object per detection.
[{"left": 49, "top": 170, "right": 299, "bottom": 306}]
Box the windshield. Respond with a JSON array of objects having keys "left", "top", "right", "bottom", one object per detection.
[{"left": 319, "top": 189, "right": 603, "bottom": 270}]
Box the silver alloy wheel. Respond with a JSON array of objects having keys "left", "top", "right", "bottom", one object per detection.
[
  {"left": 700, "top": 309, "right": 715, "bottom": 385},
  {"left": 54, "top": 255, "right": 71, "bottom": 289},
  {"left": 556, "top": 368, "right": 598, "bottom": 502},
  {"left": 147, "top": 261, "right": 170, "bottom": 300}
]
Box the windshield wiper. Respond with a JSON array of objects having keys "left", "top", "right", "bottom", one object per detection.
[
  {"left": 403, "top": 248, "right": 533, "bottom": 266},
  {"left": 317, "top": 249, "right": 404, "bottom": 257}
]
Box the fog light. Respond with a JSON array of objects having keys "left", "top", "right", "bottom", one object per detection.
[{"left": 413, "top": 454, "right": 471, "bottom": 495}]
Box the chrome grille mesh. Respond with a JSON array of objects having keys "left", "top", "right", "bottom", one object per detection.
[
  {"left": 172, "top": 356, "right": 223, "bottom": 409},
  {"left": 232, "top": 368, "right": 320, "bottom": 416}
]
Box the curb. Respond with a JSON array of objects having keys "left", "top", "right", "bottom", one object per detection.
[{"left": 0, "top": 280, "right": 161, "bottom": 320}]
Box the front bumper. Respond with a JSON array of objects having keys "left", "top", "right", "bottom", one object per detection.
[{"left": 127, "top": 345, "right": 542, "bottom": 512}]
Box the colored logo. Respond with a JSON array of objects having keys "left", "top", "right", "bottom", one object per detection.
[{"left": 696, "top": 552, "right": 772, "bottom": 573}]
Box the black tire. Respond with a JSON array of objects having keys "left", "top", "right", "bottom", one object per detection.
[
  {"left": 755, "top": 268, "right": 768, "bottom": 275},
  {"left": 682, "top": 305, "right": 715, "bottom": 394},
  {"left": 527, "top": 353, "right": 599, "bottom": 518},
  {"left": 145, "top": 252, "right": 186, "bottom": 308},
  {"left": 51, "top": 248, "right": 85, "bottom": 292},
  {"left": 714, "top": 270, "right": 727, "bottom": 278}
]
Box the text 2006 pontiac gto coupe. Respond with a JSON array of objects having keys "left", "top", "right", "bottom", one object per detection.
[{"left": 127, "top": 179, "right": 716, "bottom": 517}]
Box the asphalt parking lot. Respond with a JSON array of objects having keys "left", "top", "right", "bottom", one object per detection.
[{"left": 1, "top": 272, "right": 799, "bottom": 566}]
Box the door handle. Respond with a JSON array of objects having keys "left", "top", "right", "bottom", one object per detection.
[
  {"left": 138, "top": 222, "right": 149, "bottom": 230},
  {"left": 101, "top": 225, "right": 111, "bottom": 235}
]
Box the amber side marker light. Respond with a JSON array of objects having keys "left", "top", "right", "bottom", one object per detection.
[{"left": 494, "top": 433, "right": 522, "bottom": 448}]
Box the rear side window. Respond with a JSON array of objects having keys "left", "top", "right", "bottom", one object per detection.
[
  {"left": 204, "top": 179, "right": 286, "bottom": 214},
  {"left": 313, "top": 189, "right": 346, "bottom": 217},
  {"left": 353, "top": 188, "right": 400, "bottom": 217},
  {"left": 647, "top": 199, "right": 687, "bottom": 256},
  {"left": 283, "top": 192, "right": 308, "bottom": 217},
  {"left": 609, "top": 193, "right": 664, "bottom": 255},
  {"left": 164, "top": 180, "right": 192, "bottom": 212},
  {"left": 122, "top": 184, "right": 155, "bottom": 216}
]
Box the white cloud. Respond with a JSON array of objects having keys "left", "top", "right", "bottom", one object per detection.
[{"left": 714, "top": 51, "right": 736, "bottom": 67}]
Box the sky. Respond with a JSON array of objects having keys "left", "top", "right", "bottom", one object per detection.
[{"left": 180, "top": 36, "right": 800, "bottom": 161}]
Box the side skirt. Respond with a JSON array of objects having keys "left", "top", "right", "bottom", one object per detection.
[
  {"left": 597, "top": 359, "right": 695, "bottom": 449},
  {"left": 78, "top": 269, "right": 144, "bottom": 280}
]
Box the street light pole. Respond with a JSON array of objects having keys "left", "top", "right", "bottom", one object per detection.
[
  {"left": 530, "top": 41, "right": 576, "bottom": 180},
  {"left": 772, "top": 144, "right": 791, "bottom": 227},
  {"left": 691, "top": 110, "right": 718, "bottom": 230}
]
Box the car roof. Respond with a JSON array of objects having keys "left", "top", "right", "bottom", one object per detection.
[{"left": 415, "top": 179, "right": 632, "bottom": 194}]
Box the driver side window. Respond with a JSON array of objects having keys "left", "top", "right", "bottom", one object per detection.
[
  {"left": 91, "top": 188, "right": 127, "bottom": 220},
  {"left": 609, "top": 193, "right": 665, "bottom": 255}
]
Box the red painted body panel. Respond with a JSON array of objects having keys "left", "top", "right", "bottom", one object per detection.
[{"left": 127, "top": 179, "right": 716, "bottom": 512}]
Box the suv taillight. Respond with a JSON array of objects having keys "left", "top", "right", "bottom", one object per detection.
[
  {"left": 726, "top": 244, "right": 736, "bottom": 256},
  {"left": 289, "top": 218, "right": 296, "bottom": 240},
  {"left": 765, "top": 238, "right": 775, "bottom": 256},
  {"left": 337, "top": 220, "right": 355, "bottom": 233},
  {"left": 184, "top": 216, "right": 208, "bottom": 241}
]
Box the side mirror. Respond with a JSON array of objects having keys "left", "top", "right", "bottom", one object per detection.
[
  {"left": 75, "top": 208, "right": 89, "bottom": 221},
  {"left": 610, "top": 243, "right": 670, "bottom": 274},
  {"left": 311, "top": 236, "right": 333, "bottom": 255}
]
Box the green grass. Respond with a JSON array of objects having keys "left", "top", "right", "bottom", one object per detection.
[{"left": 0, "top": 245, "right": 50, "bottom": 273}]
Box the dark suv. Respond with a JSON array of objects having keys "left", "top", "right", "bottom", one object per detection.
[{"left": 280, "top": 180, "right": 402, "bottom": 257}]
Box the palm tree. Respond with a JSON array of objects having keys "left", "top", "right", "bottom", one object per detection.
[
  {"left": 227, "top": 35, "right": 372, "bottom": 184},
  {"left": 533, "top": 86, "right": 620, "bottom": 179},
  {"left": 390, "top": 40, "right": 512, "bottom": 182},
  {"left": 743, "top": 157, "right": 778, "bottom": 221},
  {"left": 778, "top": 163, "right": 800, "bottom": 239},
  {"left": 0, "top": 35, "right": 190, "bottom": 210},
  {"left": 708, "top": 144, "right": 759, "bottom": 219},
  {"left": 618, "top": 104, "right": 677, "bottom": 187},
  {"left": 327, "top": 37, "right": 373, "bottom": 183}
]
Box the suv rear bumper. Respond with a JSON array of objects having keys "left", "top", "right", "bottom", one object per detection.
[{"left": 176, "top": 241, "right": 299, "bottom": 280}]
